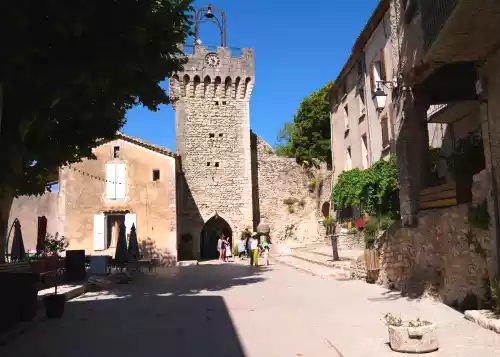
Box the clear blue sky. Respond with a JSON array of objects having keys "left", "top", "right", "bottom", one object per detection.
[{"left": 123, "top": 0, "right": 380, "bottom": 150}]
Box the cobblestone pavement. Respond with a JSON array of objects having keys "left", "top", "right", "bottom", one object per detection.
[{"left": 2, "top": 261, "right": 500, "bottom": 357}]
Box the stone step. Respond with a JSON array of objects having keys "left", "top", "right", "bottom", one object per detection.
[
  {"left": 272, "top": 255, "right": 353, "bottom": 280},
  {"left": 289, "top": 250, "right": 354, "bottom": 270}
]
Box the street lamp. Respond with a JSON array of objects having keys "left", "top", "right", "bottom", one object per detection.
[
  {"left": 373, "top": 79, "right": 398, "bottom": 111},
  {"left": 194, "top": 4, "right": 227, "bottom": 47}
]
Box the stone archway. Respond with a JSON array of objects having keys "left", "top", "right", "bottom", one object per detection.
[{"left": 200, "top": 216, "right": 232, "bottom": 260}]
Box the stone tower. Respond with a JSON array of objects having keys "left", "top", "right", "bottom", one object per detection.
[{"left": 170, "top": 44, "right": 255, "bottom": 259}]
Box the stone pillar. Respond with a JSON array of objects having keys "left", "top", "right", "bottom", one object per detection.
[
  {"left": 479, "top": 49, "right": 500, "bottom": 276},
  {"left": 393, "top": 88, "right": 430, "bottom": 226}
]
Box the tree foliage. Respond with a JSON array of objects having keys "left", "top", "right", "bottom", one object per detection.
[
  {"left": 0, "top": 0, "right": 193, "bottom": 195},
  {"left": 0, "top": 0, "right": 193, "bottom": 261},
  {"left": 332, "top": 154, "right": 399, "bottom": 217},
  {"left": 274, "top": 81, "right": 334, "bottom": 166}
]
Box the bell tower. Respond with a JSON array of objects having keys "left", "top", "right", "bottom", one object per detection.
[{"left": 171, "top": 4, "right": 255, "bottom": 260}]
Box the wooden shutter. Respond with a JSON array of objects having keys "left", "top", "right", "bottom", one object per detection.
[
  {"left": 369, "top": 62, "right": 375, "bottom": 91},
  {"left": 379, "top": 49, "right": 387, "bottom": 81},
  {"left": 125, "top": 213, "right": 137, "bottom": 236},
  {"left": 93, "top": 214, "right": 106, "bottom": 251},
  {"left": 115, "top": 163, "right": 127, "bottom": 199},
  {"left": 105, "top": 163, "right": 116, "bottom": 200}
]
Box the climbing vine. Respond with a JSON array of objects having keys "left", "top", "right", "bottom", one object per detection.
[{"left": 332, "top": 154, "right": 399, "bottom": 217}]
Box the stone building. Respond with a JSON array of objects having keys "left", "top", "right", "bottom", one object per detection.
[
  {"left": 345, "top": 0, "right": 500, "bottom": 305},
  {"left": 7, "top": 45, "right": 332, "bottom": 263}
]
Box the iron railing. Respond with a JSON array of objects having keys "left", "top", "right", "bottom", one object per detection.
[{"left": 419, "top": 0, "right": 459, "bottom": 53}]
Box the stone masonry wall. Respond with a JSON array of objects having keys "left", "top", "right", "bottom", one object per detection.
[
  {"left": 8, "top": 192, "right": 60, "bottom": 251},
  {"left": 252, "top": 134, "right": 333, "bottom": 243},
  {"left": 377, "top": 204, "right": 497, "bottom": 305},
  {"left": 171, "top": 45, "right": 255, "bottom": 258}
]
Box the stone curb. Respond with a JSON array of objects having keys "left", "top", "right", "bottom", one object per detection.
[
  {"left": 0, "top": 283, "right": 91, "bottom": 346},
  {"left": 464, "top": 310, "right": 500, "bottom": 334},
  {"left": 271, "top": 257, "right": 353, "bottom": 281}
]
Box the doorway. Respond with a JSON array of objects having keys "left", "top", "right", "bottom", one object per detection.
[{"left": 200, "top": 216, "right": 232, "bottom": 260}]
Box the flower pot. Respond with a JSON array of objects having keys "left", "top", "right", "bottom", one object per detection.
[
  {"left": 388, "top": 324, "right": 439, "bottom": 353},
  {"left": 43, "top": 294, "right": 66, "bottom": 319}
]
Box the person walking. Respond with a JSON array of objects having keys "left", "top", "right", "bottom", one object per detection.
[
  {"left": 248, "top": 232, "right": 259, "bottom": 267},
  {"left": 262, "top": 237, "right": 272, "bottom": 266},
  {"left": 217, "top": 234, "right": 223, "bottom": 261},
  {"left": 238, "top": 236, "right": 246, "bottom": 259}
]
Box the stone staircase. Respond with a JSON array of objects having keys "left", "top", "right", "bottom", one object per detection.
[{"left": 272, "top": 241, "right": 363, "bottom": 280}]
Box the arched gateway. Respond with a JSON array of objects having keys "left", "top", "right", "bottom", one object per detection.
[{"left": 200, "top": 216, "right": 232, "bottom": 260}]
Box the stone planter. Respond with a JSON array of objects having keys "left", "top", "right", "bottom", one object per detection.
[{"left": 388, "top": 324, "right": 439, "bottom": 354}]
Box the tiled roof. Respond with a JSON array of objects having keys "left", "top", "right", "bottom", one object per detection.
[{"left": 116, "top": 132, "right": 177, "bottom": 158}]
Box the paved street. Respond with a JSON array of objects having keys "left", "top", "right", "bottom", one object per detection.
[{"left": 2, "top": 261, "right": 500, "bottom": 357}]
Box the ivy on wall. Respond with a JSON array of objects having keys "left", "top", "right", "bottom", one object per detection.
[{"left": 332, "top": 154, "right": 399, "bottom": 217}]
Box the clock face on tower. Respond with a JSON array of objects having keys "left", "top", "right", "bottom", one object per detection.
[{"left": 205, "top": 52, "right": 220, "bottom": 68}]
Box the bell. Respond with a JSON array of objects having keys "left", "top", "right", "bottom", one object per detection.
[{"left": 205, "top": 6, "right": 215, "bottom": 18}]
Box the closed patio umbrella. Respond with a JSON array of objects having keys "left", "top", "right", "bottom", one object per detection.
[
  {"left": 10, "top": 219, "right": 26, "bottom": 261},
  {"left": 36, "top": 216, "right": 48, "bottom": 254},
  {"left": 128, "top": 224, "right": 139, "bottom": 262},
  {"left": 114, "top": 222, "right": 128, "bottom": 266}
]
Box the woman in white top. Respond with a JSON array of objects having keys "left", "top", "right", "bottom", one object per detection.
[{"left": 248, "top": 232, "right": 259, "bottom": 266}]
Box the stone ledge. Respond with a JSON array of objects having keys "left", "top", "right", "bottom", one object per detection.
[{"left": 464, "top": 310, "right": 500, "bottom": 334}]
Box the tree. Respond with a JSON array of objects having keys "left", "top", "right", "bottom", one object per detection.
[
  {"left": 274, "top": 81, "right": 334, "bottom": 167},
  {"left": 0, "top": 0, "right": 193, "bottom": 262}
]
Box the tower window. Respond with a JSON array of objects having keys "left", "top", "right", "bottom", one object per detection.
[
  {"left": 215, "top": 101, "right": 219, "bottom": 106},
  {"left": 152, "top": 169, "right": 160, "bottom": 182},
  {"left": 207, "top": 162, "right": 211, "bottom": 166},
  {"left": 113, "top": 146, "right": 120, "bottom": 159},
  {"left": 219, "top": 133, "right": 223, "bottom": 138},
  {"left": 222, "top": 101, "right": 227, "bottom": 105},
  {"left": 215, "top": 162, "right": 220, "bottom": 167},
  {"left": 209, "top": 133, "right": 215, "bottom": 138}
]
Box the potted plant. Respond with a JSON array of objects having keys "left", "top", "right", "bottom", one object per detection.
[
  {"left": 384, "top": 313, "right": 439, "bottom": 353},
  {"left": 42, "top": 234, "right": 69, "bottom": 319}
]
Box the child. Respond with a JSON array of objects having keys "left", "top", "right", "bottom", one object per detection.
[
  {"left": 238, "top": 237, "right": 246, "bottom": 259},
  {"left": 262, "top": 237, "right": 272, "bottom": 266},
  {"left": 225, "top": 239, "right": 232, "bottom": 261}
]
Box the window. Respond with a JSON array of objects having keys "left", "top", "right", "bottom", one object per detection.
[
  {"left": 346, "top": 148, "right": 352, "bottom": 170},
  {"left": 358, "top": 86, "right": 366, "bottom": 111},
  {"left": 152, "top": 169, "right": 160, "bottom": 182},
  {"left": 209, "top": 133, "right": 215, "bottom": 138},
  {"left": 113, "top": 146, "right": 120, "bottom": 159},
  {"left": 215, "top": 101, "right": 219, "bottom": 106},
  {"left": 105, "top": 163, "right": 126, "bottom": 200},
  {"left": 357, "top": 59, "right": 364, "bottom": 78},
  {"left": 344, "top": 105, "right": 349, "bottom": 130},
  {"left": 361, "top": 134, "right": 369, "bottom": 169},
  {"left": 381, "top": 116, "right": 390, "bottom": 147},
  {"left": 215, "top": 162, "right": 220, "bottom": 168},
  {"left": 370, "top": 49, "right": 386, "bottom": 91},
  {"left": 207, "top": 162, "right": 211, "bottom": 166},
  {"left": 222, "top": 101, "right": 227, "bottom": 105},
  {"left": 219, "top": 133, "right": 223, "bottom": 138}
]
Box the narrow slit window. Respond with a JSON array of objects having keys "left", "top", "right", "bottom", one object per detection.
[
  {"left": 207, "top": 162, "right": 211, "bottom": 166},
  {"left": 209, "top": 133, "right": 215, "bottom": 138},
  {"left": 152, "top": 169, "right": 160, "bottom": 182},
  {"left": 222, "top": 101, "right": 227, "bottom": 105},
  {"left": 215, "top": 101, "right": 219, "bottom": 106},
  {"left": 219, "top": 133, "right": 223, "bottom": 138},
  {"left": 113, "top": 146, "right": 120, "bottom": 159},
  {"left": 215, "top": 162, "right": 220, "bottom": 168}
]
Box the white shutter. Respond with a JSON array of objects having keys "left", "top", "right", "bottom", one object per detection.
[
  {"left": 93, "top": 214, "right": 106, "bottom": 251},
  {"left": 125, "top": 213, "right": 137, "bottom": 235},
  {"left": 105, "top": 163, "right": 116, "bottom": 199},
  {"left": 115, "top": 163, "right": 127, "bottom": 199}
]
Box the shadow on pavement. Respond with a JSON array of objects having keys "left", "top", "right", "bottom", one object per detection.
[{"left": 1, "top": 262, "right": 269, "bottom": 356}]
